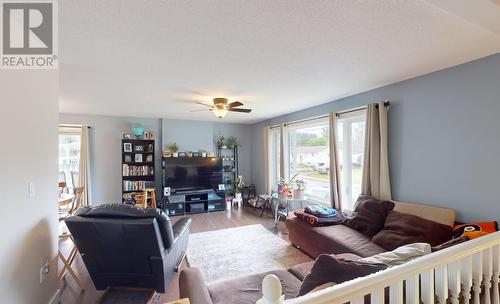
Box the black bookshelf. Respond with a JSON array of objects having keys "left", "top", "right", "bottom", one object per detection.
[
  {"left": 121, "top": 138, "right": 155, "bottom": 204},
  {"left": 217, "top": 145, "right": 239, "bottom": 194}
]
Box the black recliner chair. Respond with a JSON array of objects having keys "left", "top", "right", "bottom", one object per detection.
[{"left": 65, "top": 203, "right": 191, "bottom": 293}]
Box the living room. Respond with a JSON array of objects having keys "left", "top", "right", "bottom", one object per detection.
[{"left": 2, "top": 1, "right": 500, "bottom": 304}]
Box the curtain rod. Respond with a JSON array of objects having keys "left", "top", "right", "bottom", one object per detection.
[
  {"left": 269, "top": 101, "right": 390, "bottom": 129},
  {"left": 59, "top": 124, "right": 91, "bottom": 128}
]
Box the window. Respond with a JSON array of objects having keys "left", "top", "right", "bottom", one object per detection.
[
  {"left": 288, "top": 119, "right": 330, "bottom": 206},
  {"left": 337, "top": 111, "right": 366, "bottom": 211},
  {"left": 59, "top": 126, "right": 81, "bottom": 192}
]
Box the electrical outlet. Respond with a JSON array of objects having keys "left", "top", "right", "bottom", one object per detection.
[{"left": 39, "top": 258, "right": 50, "bottom": 284}]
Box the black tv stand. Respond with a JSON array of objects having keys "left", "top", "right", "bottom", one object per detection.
[{"left": 163, "top": 189, "right": 226, "bottom": 216}]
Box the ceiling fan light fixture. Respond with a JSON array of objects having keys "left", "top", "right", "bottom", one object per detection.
[{"left": 213, "top": 108, "right": 228, "bottom": 118}]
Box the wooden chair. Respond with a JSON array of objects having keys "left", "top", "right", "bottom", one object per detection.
[
  {"left": 59, "top": 186, "right": 84, "bottom": 221},
  {"left": 58, "top": 181, "right": 67, "bottom": 196}
]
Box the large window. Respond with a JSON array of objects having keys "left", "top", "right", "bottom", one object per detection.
[
  {"left": 59, "top": 126, "right": 81, "bottom": 192},
  {"left": 337, "top": 111, "right": 366, "bottom": 211},
  {"left": 288, "top": 119, "right": 330, "bottom": 206},
  {"left": 268, "top": 112, "right": 366, "bottom": 210}
]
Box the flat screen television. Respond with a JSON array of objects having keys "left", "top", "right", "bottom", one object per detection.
[{"left": 163, "top": 157, "right": 223, "bottom": 193}]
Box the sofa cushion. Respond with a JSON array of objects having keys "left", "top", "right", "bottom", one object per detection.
[
  {"left": 344, "top": 195, "right": 395, "bottom": 237},
  {"left": 392, "top": 200, "right": 455, "bottom": 227},
  {"left": 297, "top": 254, "right": 387, "bottom": 296},
  {"left": 288, "top": 253, "right": 362, "bottom": 281},
  {"left": 359, "top": 243, "right": 431, "bottom": 266},
  {"left": 207, "top": 270, "right": 301, "bottom": 304},
  {"left": 286, "top": 217, "right": 386, "bottom": 258},
  {"left": 372, "top": 211, "right": 453, "bottom": 251}
]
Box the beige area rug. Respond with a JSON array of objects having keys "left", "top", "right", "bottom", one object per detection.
[{"left": 186, "top": 224, "right": 312, "bottom": 283}]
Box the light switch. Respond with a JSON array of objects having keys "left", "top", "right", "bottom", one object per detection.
[{"left": 28, "top": 182, "right": 35, "bottom": 198}]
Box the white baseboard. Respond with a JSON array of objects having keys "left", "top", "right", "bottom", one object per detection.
[{"left": 48, "top": 288, "right": 60, "bottom": 304}]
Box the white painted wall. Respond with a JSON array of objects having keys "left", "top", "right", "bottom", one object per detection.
[{"left": 0, "top": 70, "right": 59, "bottom": 303}]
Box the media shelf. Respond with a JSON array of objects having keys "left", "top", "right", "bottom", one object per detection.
[
  {"left": 163, "top": 190, "right": 226, "bottom": 216},
  {"left": 121, "top": 138, "right": 155, "bottom": 203}
]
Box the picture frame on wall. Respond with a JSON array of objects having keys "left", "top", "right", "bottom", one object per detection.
[
  {"left": 123, "top": 143, "right": 132, "bottom": 152},
  {"left": 135, "top": 154, "right": 143, "bottom": 162}
]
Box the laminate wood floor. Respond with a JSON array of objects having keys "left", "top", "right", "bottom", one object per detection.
[{"left": 58, "top": 206, "right": 288, "bottom": 304}]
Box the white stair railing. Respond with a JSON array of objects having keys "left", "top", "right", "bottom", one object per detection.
[{"left": 260, "top": 231, "right": 500, "bottom": 304}]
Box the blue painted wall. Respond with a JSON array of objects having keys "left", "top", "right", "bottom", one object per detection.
[{"left": 251, "top": 54, "right": 500, "bottom": 222}]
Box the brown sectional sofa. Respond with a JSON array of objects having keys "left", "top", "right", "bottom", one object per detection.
[
  {"left": 179, "top": 253, "right": 361, "bottom": 304},
  {"left": 286, "top": 200, "right": 456, "bottom": 258}
]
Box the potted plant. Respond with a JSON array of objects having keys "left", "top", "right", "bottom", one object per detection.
[
  {"left": 225, "top": 136, "right": 238, "bottom": 149},
  {"left": 223, "top": 165, "right": 233, "bottom": 172},
  {"left": 167, "top": 143, "right": 179, "bottom": 157},
  {"left": 215, "top": 134, "right": 225, "bottom": 149},
  {"left": 235, "top": 175, "right": 245, "bottom": 200},
  {"left": 278, "top": 177, "right": 291, "bottom": 198},
  {"left": 292, "top": 179, "right": 306, "bottom": 199},
  {"left": 226, "top": 188, "right": 236, "bottom": 200}
]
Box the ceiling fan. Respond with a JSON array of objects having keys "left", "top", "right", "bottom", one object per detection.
[{"left": 190, "top": 97, "right": 252, "bottom": 118}]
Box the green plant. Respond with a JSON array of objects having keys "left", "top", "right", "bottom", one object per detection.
[
  {"left": 225, "top": 136, "right": 238, "bottom": 148},
  {"left": 235, "top": 175, "right": 245, "bottom": 193},
  {"left": 167, "top": 143, "right": 179, "bottom": 153},
  {"left": 215, "top": 134, "right": 225, "bottom": 148},
  {"left": 226, "top": 188, "right": 236, "bottom": 197}
]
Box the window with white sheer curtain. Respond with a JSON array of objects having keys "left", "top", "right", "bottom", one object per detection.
[
  {"left": 268, "top": 128, "right": 281, "bottom": 191},
  {"left": 58, "top": 126, "right": 81, "bottom": 192},
  {"left": 337, "top": 110, "right": 366, "bottom": 211}
]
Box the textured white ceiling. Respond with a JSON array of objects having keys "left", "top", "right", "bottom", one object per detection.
[{"left": 59, "top": 0, "right": 500, "bottom": 123}]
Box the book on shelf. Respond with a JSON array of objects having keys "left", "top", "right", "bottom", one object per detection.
[
  {"left": 122, "top": 164, "right": 154, "bottom": 176},
  {"left": 122, "top": 180, "right": 155, "bottom": 191}
]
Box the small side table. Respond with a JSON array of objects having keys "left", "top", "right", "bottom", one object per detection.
[{"left": 273, "top": 197, "right": 307, "bottom": 227}]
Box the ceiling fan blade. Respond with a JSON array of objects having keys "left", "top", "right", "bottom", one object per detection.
[
  {"left": 194, "top": 101, "right": 213, "bottom": 108},
  {"left": 228, "top": 101, "right": 243, "bottom": 108},
  {"left": 189, "top": 109, "right": 211, "bottom": 112},
  {"left": 228, "top": 108, "right": 252, "bottom": 113}
]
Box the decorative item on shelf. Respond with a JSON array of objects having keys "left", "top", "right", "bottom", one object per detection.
[
  {"left": 124, "top": 154, "right": 132, "bottom": 162},
  {"left": 131, "top": 123, "right": 145, "bottom": 138},
  {"left": 123, "top": 134, "right": 132, "bottom": 139},
  {"left": 223, "top": 165, "right": 233, "bottom": 172},
  {"left": 225, "top": 136, "right": 238, "bottom": 149},
  {"left": 215, "top": 134, "right": 225, "bottom": 149},
  {"left": 163, "top": 150, "right": 172, "bottom": 157},
  {"left": 135, "top": 154, "right": 143, "bottom": 162},
  {"left": 147, "top": 143, "right": 153, "bottom": 152},
  {"left": 187, "top": 151, "right": 193, "bottom": 157},
  {"left": 144, "top": 131, "right": 153, "bottom": 139},
  {"left": 208, "top": 152, "right": 215, "bottom": 157},
  {"left": 167, "top": 143, "right": 179, "bottom": 157},
  {"left": 135, "top": 145, "right": 144, "bottom": 152},
  {"left": 200, "top": 150, "right": 207, "bottom": 157},
  {"left": 123, "top": 143, "right": 132, "bottom": 152},
  {"left": 292, "top": 178, "right": 306, "bottom": 200},
  {"left": 178, "top": 152, "right": 186, "bottom": 157},
  {"left": 192, "top": 152, "right": 200, "bottom": 157},
  {"left": 146, "top": 154, "right": 153, "bottom": 162}
]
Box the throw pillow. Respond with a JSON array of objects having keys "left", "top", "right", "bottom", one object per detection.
[
  {"left": 359, "top": 243, "right": 431, "bottom": 266},
  {"left": 431, "top": 236, "right": 470, "bottom": 252},
  {"left": 452, "top": 222, "right": 498, "bottom": 239},
  {"left": 297, "top": 254, "right": 387, "bottom": 296},
  {"left": 372, "top": 211, "right": 453, "bottom": 251},
  {"left": 343, "top": 195, "right": 395, "bottom": 237}
]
